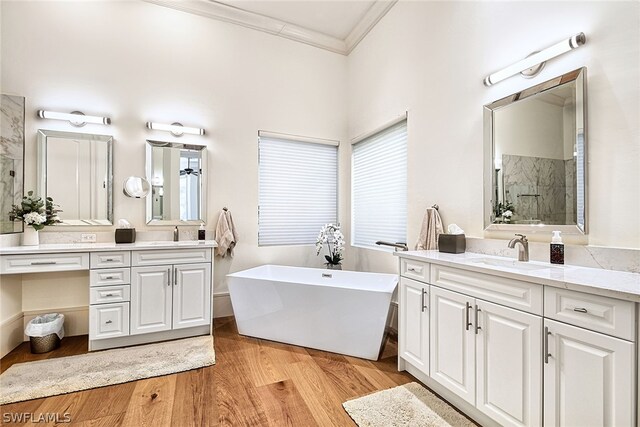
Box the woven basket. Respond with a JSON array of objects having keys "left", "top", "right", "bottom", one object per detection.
[{"left": 30, "top": 333, "right": 61, "bottom": 354}]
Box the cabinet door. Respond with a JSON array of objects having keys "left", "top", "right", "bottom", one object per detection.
[
  {"left": 544, "top": 319, "right": 635, "bottom": 427},
  {"left": 130, "top": 266, "right": 172, "bottom": 335},
  {"left": 172, "top": 263, "right": 211, "bottom": 330},
  {"left": 398, "top": 277, "right": 429, "bottom": 374},
  {"left": 430, "top": 286, "right": 475, "bottom": 405},
  {"left": 476, "top": 300, "right": 542, "bottom": 427}
]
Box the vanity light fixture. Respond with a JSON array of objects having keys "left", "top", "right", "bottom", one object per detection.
[
  {"left": 145, "top": 121, "right": 205, "bottom": 137},
  {"left": 37, "top": 110, "right": 111, "bottom": 127},
  {"left": 483, "top": 32, "right": 586, "bottom": 87}
]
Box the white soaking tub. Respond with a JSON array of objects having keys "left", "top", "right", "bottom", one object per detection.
[{"left": 227, "top": 265, "right": 398, "bottom": 360}]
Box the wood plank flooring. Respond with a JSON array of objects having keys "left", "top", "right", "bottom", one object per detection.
[{"left": 1, "top": 317, "right": 414, "bottom": 426}]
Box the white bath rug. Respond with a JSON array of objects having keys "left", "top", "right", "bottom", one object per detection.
[
  {"left": 0, "top": 335, "right": 215, "bottom": 405},
  {"left": 343, "top": 382, "right": 476, "bottom": 427}
]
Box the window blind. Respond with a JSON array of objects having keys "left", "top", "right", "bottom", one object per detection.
[
  {"left": 351, "top": 120, "right": 407, "bottom": 249},
  {"left": 258, "top": 136, "right": 338, "bottom": 246}
]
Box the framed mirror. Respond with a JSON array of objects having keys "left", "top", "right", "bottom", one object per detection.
[
  {"left": 1, "top": 94, "right": 25, "bottom": 234},
  {"left": 37, "top": 130, "right": 113, "bottom": 225},
  {"left": 484, "top": 68, "right": 586, "bottom": 234},
  {"left": 145, "top": 140, "right": 206, "bottom": 225}
]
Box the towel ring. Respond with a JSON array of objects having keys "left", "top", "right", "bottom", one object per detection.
[{"left": 431, "top": 204, "right": 439, "bottom": 211}]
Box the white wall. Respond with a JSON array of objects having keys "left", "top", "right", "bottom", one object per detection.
[
  {"left": 0, "top": 1, "right": 347, "bottom": 322},
  {"left": 495, "top": 98, "right": 565, "bottom": 160},
  {"left": 346, "top": 1, "right": 639, "bottom": 273}
]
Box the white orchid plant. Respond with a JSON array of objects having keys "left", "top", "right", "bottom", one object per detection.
[{"left": 315, "top": 223, "right": 345, "bottom": 266}]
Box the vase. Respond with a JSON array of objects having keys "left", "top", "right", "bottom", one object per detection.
[
  {"left": 22, "top": 226, "right": 39, "bottom": 246},
  {"left": 326, "top": 263, "right": 342, "bottom": 270}
]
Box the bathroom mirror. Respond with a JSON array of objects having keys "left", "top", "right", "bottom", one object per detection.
[
  {"left": 484, "top": 67, "right": 586, "bottom": 234},
  {"left": 123, "top": 176, "right": 150, "bottom": 198},
  {"left": 37, "top": 129, "right": 113, "bottom": 225},
  {"left": 1, "top": 95, "right": 25, "bottom": 234},
  {"left": 145, "top": 140, "right": 206, "bottom": 225}
]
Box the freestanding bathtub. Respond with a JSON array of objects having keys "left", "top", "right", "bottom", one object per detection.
[{"left": 227, "top": 265, "right": 398, "bottom": 360}]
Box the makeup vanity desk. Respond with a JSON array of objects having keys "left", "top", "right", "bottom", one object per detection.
[{"left": 0, "top": 241, "right": 217, "bottom": 351}]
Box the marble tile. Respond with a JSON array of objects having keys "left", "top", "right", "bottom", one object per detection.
[
  {"left": 501, "top": 154, "right": 570, "bottom": 225},
  {"left": 0, "top": 94, "right": 25, "bottom": 234}
]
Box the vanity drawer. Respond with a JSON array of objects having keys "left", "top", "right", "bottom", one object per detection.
[
  {"left": 0, "top": 253, "right": 89, "bottom": 274},
  {"left": 89, "top": 302, "right": 130, "bottom": 340},
  {"left": 400, "top": 259, "right": 430, "bottom": 283},
  {"left": 90, "top": 268, "right": 131, "bottom": 287},
  {"left": 90, "top": 251, "right": 131, "bottom": 269},
  {"left": 132, "top": 248, "right": 212, "bottom": 266},
  {"left": 544, "top": 287, "right": 635, "bottom": 341},
  {"left": 431, "top": 264, "right": 543, "bottom": 315},
  {"left": 90, "top": 285, "right": 131, "bottom": 304}
]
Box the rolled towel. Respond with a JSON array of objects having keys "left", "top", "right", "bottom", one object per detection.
[{"left": 415, "top": 207, "right": 443, "bottom": 250}]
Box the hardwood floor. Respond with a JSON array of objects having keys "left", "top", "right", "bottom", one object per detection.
[{"left": 1, "top": 317, "right": 414, "bottom": 426}]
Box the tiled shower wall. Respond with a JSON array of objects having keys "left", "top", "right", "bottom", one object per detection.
[{"left": 502, "top": 154, "right": 575, "bottom": 225}]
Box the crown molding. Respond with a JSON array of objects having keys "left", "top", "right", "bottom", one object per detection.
[
  {"left": 345, "top": 1, "right": 397, "bottom": 54},
  {"left": 142, "top": 0, "right": 396, "bottom": 56}
]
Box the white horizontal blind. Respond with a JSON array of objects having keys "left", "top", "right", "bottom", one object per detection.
[
  {"left": 352, "top": 120, "right": 407, "bottom": 249},
  {"left": 259, "top": 136, "right": 338, "bottom": 246}
]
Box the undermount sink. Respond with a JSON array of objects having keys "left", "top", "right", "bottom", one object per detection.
[{"left": 469, "top": 257, "right": 556, "bottom": 271}]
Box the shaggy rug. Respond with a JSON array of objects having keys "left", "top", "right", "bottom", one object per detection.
[
  {"left": 343, "top": 382, "right": 476, "bottom": 427},
  {"left": 0, "top": 335, "right": 215, "bottom": 405}
]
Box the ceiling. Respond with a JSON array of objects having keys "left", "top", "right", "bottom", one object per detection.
[
  {"left": 219, "top": 1, "right": 376, "bottom": 40},
  {"left": 143, "top": 0, "right": 397, "bottom": 55}
]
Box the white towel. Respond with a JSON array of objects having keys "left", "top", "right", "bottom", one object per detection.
[
  {"left": 215, "top": 209, "right": 238, "bottom": 258},
  {"left": 415, "top": 207, "right": 443, "bottom": 250}
]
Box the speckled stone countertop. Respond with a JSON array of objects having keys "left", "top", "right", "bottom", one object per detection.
[{"left": 396, "top": 250, "right": 640, "bottom": 302}]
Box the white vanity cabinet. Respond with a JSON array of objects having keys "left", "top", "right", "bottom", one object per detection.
[
  {"left": 86, "top": 246, "right": 213, "bottom": 350},
  {"left": 429, "top": 285, "right": 542, "bottom": 426},
  {"left": 0, "top": 241, "right": 216, "bottom": 355},
  {"left": 398, "top": 277, "right": 429, "bottom": 374},
  {"left": 544, "top": 318, "right": 635, "bottom": 427},
  {"left": 397, "top": 253, "right": 638, "bottom": 427},
  {"left": 89, "top": 251, "right": 132, "bottom": 342},
  {"left": 131, "top": 263, "right": 212, "bottom": 335}
]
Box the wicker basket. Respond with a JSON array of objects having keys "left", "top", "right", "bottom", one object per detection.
[{"left": 30, "top": 333, "right": 61, "bottom": 354}]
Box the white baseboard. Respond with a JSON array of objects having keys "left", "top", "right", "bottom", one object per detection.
[
  {"left": 22, "top": 306, "right": 89, "bottom": 341},
  {"left": 213, "top": 292, "right": 233, "bottom": 318},
  {"left": 1, "top": 312, "right": 24, "bottom": 358}
]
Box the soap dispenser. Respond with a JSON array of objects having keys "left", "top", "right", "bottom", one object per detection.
[
  {"left": 550, "top": 231, "right": 564, "bottom": 265},
  {"left": 198, "top": 223, "right": 206, "bottom": 241}
]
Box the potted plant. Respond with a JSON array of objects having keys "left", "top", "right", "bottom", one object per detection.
[
  {"left": 9, "top": 191, "right": 62, "bottom": 245},
  {"left": 315, "top": 223, "right": 344, "bottom": 270}
]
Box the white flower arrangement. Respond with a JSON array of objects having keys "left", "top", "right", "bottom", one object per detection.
[
  {"left": 315, "top": 223, "right": 344, "bottom": 265},
  {"left": 24, "top": 211, "right": 47, "bottom": 225},
  {"left": 502, "top": 210, "right": 513, "bottom": 218}
]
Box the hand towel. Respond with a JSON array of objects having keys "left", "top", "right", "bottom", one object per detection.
[
  {"left": 215, "top": 209, "right": 238, "bottom": 257},
  {"left": 415, "top": 207, "right": 443, "bottom": 250}
]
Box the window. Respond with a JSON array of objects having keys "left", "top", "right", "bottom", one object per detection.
[
  {"left": 258, "top": 133, "right": 338, "bottom": 246},
  {"left": 351, "top": 120, "right": 407, "bottom": 249}
]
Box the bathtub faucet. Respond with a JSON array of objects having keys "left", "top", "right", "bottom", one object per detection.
[{"left": 375, "top": 241, "right": 408, "bottom": 251}]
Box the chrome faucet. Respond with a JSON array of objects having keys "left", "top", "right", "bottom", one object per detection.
[
  {"left": 375, "top": 241, "right": 408, "bottom": 251},
  {"left": 508, "top": 234, "right": 529, "bottom": 262}
]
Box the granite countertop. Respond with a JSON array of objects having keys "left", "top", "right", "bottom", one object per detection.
[
  {"left": 396, "top": 250, "right": 640, "bottom": 302},
  {"left": 0, "top": 240, "right": 218, "bottom": 255}
]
